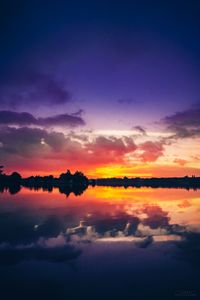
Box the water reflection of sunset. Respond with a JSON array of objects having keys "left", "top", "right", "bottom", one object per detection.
[
  {"left": 0, "top": 186, "right": 200, "bottom": 300},
  {"left": 1, "top": 186, "right": 200, "bottom": 234}
]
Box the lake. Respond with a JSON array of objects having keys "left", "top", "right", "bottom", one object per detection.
[{"left": 0, "top": 186, "right": 199, "bottom": 299}]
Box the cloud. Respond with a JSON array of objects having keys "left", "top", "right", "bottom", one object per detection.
[
  {"left": 83, "top": 212, "right": 140, "bottom": 237},
  {"left": 68, "top": 131, "right": 89, "bottom": 142},
  {"left": 37, "top": 234, "right": 68, "bottom": 248},
  {"left": 0, "top": 126, "right": 66, "bottom": 158},
  {"left": 173, "top": 158, "right": 187, "bottom": 166},
  {"left": 0, "top": 70, "right": 72, "bottom": 108},
  {"left": 87, "top": 136, "right": 136, "bottom": 155},
  {"left": 38, "top": 113, "right": 85, "bottom": 127},
  {"left": 0, "top": 126, "right": 62, "bottom": 159},
  {"left": 71, "top": 109, "right": 85, "bottom": 117},
  {"left": 65, "top": 213, "right": 141, "bottom": 243},
  {"left": 162, "top": 104, "right": 200, "bottom": 138},
  {"left": 136, "top": 224, "right": 168, "bottom": 237},
  {"left": 85, "top": 136, "right": 137, "bottom": 165},
  {"left": 0, "top": 127, "right": 138, "bottom": 171},
  {"left": 138, "top": 140, "right": 165, "bottom": 162},
  {"left": 142, "top": 205, "right": 170, "bottom": 230},
  {"left": 0, "top": 212, "right": 66, "bottom": 245},
  {"left": 0, "top": 111, "right": 37, "bottom": 125},
  {"left": 132, "top": 125, "right": 147, "bottom": 135},
  {"left": 0, "top": 110, "right": 85, "bottom": 127}
]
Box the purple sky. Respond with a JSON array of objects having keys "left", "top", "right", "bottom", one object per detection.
[{"left": 0, "top": 1, "right": 200, "bottom": 176}]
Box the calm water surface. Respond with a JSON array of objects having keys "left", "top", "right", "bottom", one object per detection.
[{"left": 0, "top": 186, "right": 199, "bottom": 300}]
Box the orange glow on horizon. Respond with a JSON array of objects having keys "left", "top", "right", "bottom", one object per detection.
[{"left": 5, "top": 161, "right": 200, "bottom": 179}]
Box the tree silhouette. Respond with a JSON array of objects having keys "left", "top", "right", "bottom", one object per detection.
[
  {"left": 0, "top": 166, "right": 4, "bottom": 175},
  {"left": 59, "top": 170, "right": 72, "bottom": 182},
  {"left": 10, "top": 172, "right": 22, "bottom": 182}
]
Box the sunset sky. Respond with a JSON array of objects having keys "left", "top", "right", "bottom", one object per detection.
[{"left": 0, "top": 1, "right": 200, "bottom": 178}]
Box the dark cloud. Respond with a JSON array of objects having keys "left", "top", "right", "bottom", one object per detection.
[
  {"left": 0, "top": 126, "right": 67, "bottom": 157},
  {"left": 162, "top": 104, "right": 200, "bottom": 138},
  {"left": 0, "top": 212, "right": 36, "bottom": 245},
  {"left": 0, "top": 110, "right": 85, "bottom": 127},
  {"left": 84, "top": 212, "right": 140, "bottom": 237},
  {"left": 133, "top": 125, "right": 147, "bottom": 135},
  {"left": 0, "top": 212, "right": 65, "bottom": 245},
  {"left": 0, "top": 111, "right": 37, "bottom": 125},
  {"left": 71, "top": 109, "right": 85, "bottom": 117},
  {"left": 0, "top": 126, "right": 77, "bottom": 162},
  {"left": 0, "top": 71, "right": 72, "bottom": 108},
  {"left": 38, "top": 114, "right": 85, "bottom": 127},
  {"left": 0, "top": 126, "right": 138, "bottom": 168}
]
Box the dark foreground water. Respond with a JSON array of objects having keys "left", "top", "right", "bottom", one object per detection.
[{"left": 0, "top": 186, "right": 199, "bottom": 300}]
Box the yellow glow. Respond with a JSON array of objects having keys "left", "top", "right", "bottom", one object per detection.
[{"left": 91, "top": 165, "right": 152, "bottom": 178}]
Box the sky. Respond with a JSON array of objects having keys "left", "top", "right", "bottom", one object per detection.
[{"left": 0, "top": 0, "right": 200, "bottom": 178}]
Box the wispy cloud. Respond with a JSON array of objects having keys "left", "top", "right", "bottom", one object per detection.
[
  {"left": 132, "top": 125, "right": 147, "bottom": 135},
  {"left": 0, "top": 110, "right": 85, "bottom": 127}
]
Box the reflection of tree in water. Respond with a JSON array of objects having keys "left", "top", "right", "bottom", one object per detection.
[
  {"left": 8, "top": 184, "right": 21, "bottom": 195},
  {"left": 0, "top": 171, "right": 22, "bottom": 195},
  {"left": 59, "top": 184, "right": 87, "bottom": 197}
]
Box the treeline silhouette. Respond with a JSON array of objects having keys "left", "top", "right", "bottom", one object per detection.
[
  {"left": 0, "top": 169, "right": 88, "bottom": 196},
  {"left": 1, "top": 166, "right": 200, "bottom": 195},
  {"left": 94, "top": 176, "right": 200, "bottom": 190}
]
